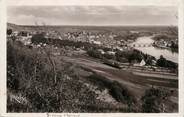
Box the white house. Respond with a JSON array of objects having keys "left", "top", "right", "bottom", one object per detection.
[
  {"left": 139, "top": 59, "right": 146, "bottom": 66},
  {"left": 134, "top": 59, "right": 146, "bottom": 66},
  {"left": 92, "top": 40, "right": 101, "bottom": 45},
  {"left": 107, "top": 51, "right": 115, "bottom": 55},
  {"left": 97, "top": 49, "right": 105, "bottom": 54}
]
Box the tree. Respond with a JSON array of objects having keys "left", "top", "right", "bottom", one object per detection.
[
  {"left": 170, "top": 41, "right": 178, "bottom": 49},
  {"left": 156, "top": 55, "right": 177, "bottom": 69},
  {"left": 156, "top": 55, "right": 167, "bottom": 67},
  {"left": 141, "top": 87, "right": 169, "bottom": 113},
  {"left": 31, "top": 33, "right": 47, "bottom": 44},
  {"left": 7, "top": 29, "right": 12, "bottom": 35},
  {"left": 167, "top": 26, "right": 178, "bottom": 37}
]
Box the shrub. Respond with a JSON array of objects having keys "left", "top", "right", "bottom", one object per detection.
[
  {"left": 156, "top": 55, "right": 178, "bottom": 69},
  {"left": 141, "top": 87, "right": 169, "bottom": 113},
  {"left": 31, "top": 33, "right": 50, "bottom": 44},
  {"left": 87, "top": 74, "right": 135, "bottom": 106},
  {"left": 7, "top": 41, "right": 104, "bottom": 112},
  {"left": 87, "top": 49, "right": 103, "bottom": 59},
  {"left": 109, "top": 81, "right": 135, "bottom": 105},
  {"left": 7, "top": 41, "right": 58, "bottom": 112},
  {"left": 7, "top": 29, "right": 12, "bottom": 35},
  {"left": 87, "top": 74, "right": 111, "bottom": 90}
]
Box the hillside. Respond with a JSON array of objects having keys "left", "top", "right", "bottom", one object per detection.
[{"left": 7, "top": 23, "right": 22, "bottom": 31}]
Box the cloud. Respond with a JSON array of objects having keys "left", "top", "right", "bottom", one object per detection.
[{"left": 7, "top": 6, "right": 177, "bottom": 25}]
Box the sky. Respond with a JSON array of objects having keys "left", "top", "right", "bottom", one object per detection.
[
  {"left": 7, "top": 6, "right": 178, "bottom": 26},
  {"left": 6, "top": 0, "right": 179, "bottom": 6}
]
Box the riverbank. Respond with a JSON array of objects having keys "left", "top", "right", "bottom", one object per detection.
[
  {"left": 131, "top": 36, "right": 178, "bottom": 63},
  {"left": 152, "top": 34, "right": 178, "bottom": 52},
  {"left": 152, "top": 43, "right": 178, "bottom": 53}
]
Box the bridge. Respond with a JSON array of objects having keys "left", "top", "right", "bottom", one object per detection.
[{"left": 128, "top": 43, "right": 153, "bottom": 47}]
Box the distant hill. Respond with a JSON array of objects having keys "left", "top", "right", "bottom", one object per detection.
[
  {"left": 7, "top": 23, "right": 22, "bottom": 31},
  {"left": 7, "top": 23, "right": 173, "bottom": 34},
  {"left": 7, "top": 23, "right": 38, "bottom": 32},
  {"left": 7, "top": 23, "right": 16, "bottom": 29}
]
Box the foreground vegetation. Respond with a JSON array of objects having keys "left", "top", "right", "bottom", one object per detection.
[
  {"left": 7, "top": 40, "right": 177, "bottom": 112},
  {"left": 7, "top": 40, "right": 127, "bottom": 112}
]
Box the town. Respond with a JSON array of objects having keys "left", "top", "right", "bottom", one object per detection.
[{"left": 7, "top": 23, "right": 178, "bottom": 71}]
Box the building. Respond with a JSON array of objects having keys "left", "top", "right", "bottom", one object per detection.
[
  {"left": 107, "top": 51, "right": 115, "bottom": 55},
  {"left": 139, "top": 59, "right": 146, "bottom": 66},
  {"left": 97, "top": 49, "right": 105, "bottom": 54},
  {"left": 134, "top": 59, "right": 146, "bottom": 66}
]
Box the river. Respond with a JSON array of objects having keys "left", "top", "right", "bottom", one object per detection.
[{"left": 130, "top": 36, "right": 178, "bottom": 63}]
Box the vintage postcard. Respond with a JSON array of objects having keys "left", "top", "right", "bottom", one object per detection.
[{"left": 0, "top": 0, "right": 184, "bottom": 116}]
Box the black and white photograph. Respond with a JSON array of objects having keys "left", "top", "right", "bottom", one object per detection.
[{"left": 2, "top": 0, "right": 182, "bottom": 115}]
